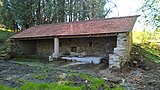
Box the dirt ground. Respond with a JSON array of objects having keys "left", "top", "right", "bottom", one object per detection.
[{"left": 0, "top": 58, "right": 160, "bottom": 90}]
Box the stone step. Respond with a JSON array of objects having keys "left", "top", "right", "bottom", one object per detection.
[
  {"left": 0, "top": 53, "right": 10, "bottom": 60},
  {"left": 0, "top": 51, "right": 6, "bottom": 54},
  {"left": 0, "top": 57, "right": 4, "bottom": 60},
  {"left": 0, "top": 54, "right": 7, "bottom": 57}
]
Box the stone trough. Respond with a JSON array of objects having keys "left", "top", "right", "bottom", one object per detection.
[{"left": 61, "top": 57, "right": 102, "bottom": 64}]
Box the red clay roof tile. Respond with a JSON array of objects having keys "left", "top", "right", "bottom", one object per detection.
[{"left": 10, "top": 15, "right": 139, "bottom": 39}]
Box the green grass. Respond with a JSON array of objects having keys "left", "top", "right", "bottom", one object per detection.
[
  {"left": 143, "top": 47, "right": 160, "bottom": 63},
  {"left": 132, "top": 30, "right": 160, "bottom": 63},
  {"left": 132, "top": 44, "right": 160, "bottom": 64},
  {"left": 0, "top": 57, "right": 127, "bottom": 90},
  {"left": 0, "top": 82, "right": 125, "bottom": 90},
  {"left": 0, "top": 85, "right": 16, "bottom": 90},
  {"left": 0, "top": 82, "right": 83, "bottom": 90},
  {"left": 34, "top": 74, "right": 47, "bottom": 80},
  {"left": 0, "top": 71, "right": 125, "bottom": 90},
  {"left": 143, "top": 47, "right": 160, "bottom": 57},
  {"left": 20, "top": 82, "right": 82, "bottom": 90},
  {"left": 18, "top": 78, "right": 25, "bottom": 83},
  {"left": 65, "top": 73, "right": 125, "bottom": 90},
  {"left": 0, "top": 30, "right": 15, "bottom": 42}
]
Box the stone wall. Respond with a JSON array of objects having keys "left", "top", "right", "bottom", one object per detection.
[
  {"left": 109, "top": 32, "right": 132, "bottom": 68},
  {"left": 12, "top": 36, "right": 117, "bottom": 58},
  {"left": 12, "top": 39, "right": 53, "bottom": 56},
  {"left": 16, "top": 40, "right": 36, "bottom": 55},
  {"left": 36, "top": 39, "right": 53, "bottom": 55},
  {"left": 59, "top": 36, "right": 117, "bottom": 57}
]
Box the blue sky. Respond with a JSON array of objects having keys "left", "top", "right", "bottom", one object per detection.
[{"left": 105, "top": 0, "right": 144, "bottom": 30}]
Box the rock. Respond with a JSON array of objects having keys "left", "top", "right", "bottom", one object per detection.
[
  {"left": 78, "top": 52, "right": 86, "bottom": 57},
  {"left": 3, "top": 80, "right": 21, "bottom": 88},
  {"left": 133, "top": 61, "right": 138, "bottom": 64},
  {"left": 0, "top": 54, "right": 7, "bottom": 57},
  {"left": 147, "top": 80, "right": 157, "bottom": 86},
  {"left": 0, "top": 57, "right": 4, "bottom": 60},
  {"left": 138, "top": 64, "right": 151, "bottom": 70},
  {"left": 157, "top": 67, "right": 160, "bottom": 70},
  {"left": 4, "top": 55, "right": 10, "bottom": 60},
  {"left": 129, "top": 69, "right": 142, "bottom": 77},
  {"left": 100, "top": 57, "right": 109, "bottom": 65},
  {"left": 109, "top": 66, "right": 120, "bottom": 72},
  {"left": 108, "top": 82, "right": 115, "bottom": 88},
  {"left": 119, "top": 78, "right": 125, "bottom": 86},
  {"left": 108, "top": 77, "right": 121, "bottom": 84},
  {"left": 144, "top": 67, "right": 150, "bottom": 70},
  {"left": 70, "top": 52, "right": 86, "bottom": 57},
  {"left": 6, "top": 48, "right": 12, "bottom": 53},
  {"left": 103, "top": 77, "right": 108, "bottom": 81},
  {"left": 49, "top": 56, "right": 53, "bottom": 61}
]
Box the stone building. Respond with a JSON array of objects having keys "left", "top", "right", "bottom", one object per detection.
[{"left": 10, "top": 15, "right": 139, "bottom": 68}]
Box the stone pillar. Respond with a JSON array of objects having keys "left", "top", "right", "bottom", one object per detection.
[
  {"left": 52, "top": 38, "right": 60, "bottom": 58},
  {"left": 109, "top": 33, "right": 129, "bottom": 68},
  {"left": 54, "top": 38, "right": 59, "bottom": 54}
]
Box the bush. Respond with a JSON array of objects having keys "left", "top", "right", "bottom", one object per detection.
[
  {"left": 0, "top": 30, "right": 15, "bottom": 42},
  {"left": 0, "top": 30, "right": 15, "bottom": 53},
  {"left": 0, "top": 45, "right": 7, "bottom": 51}
]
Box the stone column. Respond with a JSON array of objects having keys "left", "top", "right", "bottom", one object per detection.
[
  {"left": 52, "top": 38, "right": 59, "bottom": 58},
  {"left": 54, "top": 38, "right": 59, "bottom": 54},
  {"left": 109, "top": 33, "right": 129, "bottom": 68}
]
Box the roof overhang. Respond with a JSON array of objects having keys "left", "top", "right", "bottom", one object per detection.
[{"left": 11, "top": 32, "right": 120, "bottom": 40}]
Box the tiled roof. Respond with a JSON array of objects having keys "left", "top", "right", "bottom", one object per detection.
[{"left": 10, "top": 15, "right": 139, "bottom": 39}]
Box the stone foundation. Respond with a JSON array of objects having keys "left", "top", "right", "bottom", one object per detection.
[{"left": 109, "top": 32, "right": 131, "bottom": 68}]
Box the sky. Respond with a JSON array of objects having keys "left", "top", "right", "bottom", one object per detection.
[{"left": 105, "top": 0, "right": 144, "bottom": 30}]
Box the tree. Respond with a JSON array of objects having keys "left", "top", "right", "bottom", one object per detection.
[
  {"left": 0, "top": 0, "right": 116, "bottom": 31},
  {"left": 140, "top": 0, "right": 160, "bottom": 29},
  {"left": 0, "top": 0, "right": 15, "bottom": 30},
  {"left": 11, "top": 0, "right": 37, "bottom": 30}
]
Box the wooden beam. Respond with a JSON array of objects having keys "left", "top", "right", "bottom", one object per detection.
[{"left": 12, "top": 33, "right": 118, "bottom": 40}]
